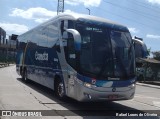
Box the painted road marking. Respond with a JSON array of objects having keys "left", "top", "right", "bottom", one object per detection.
[
  {"left": 153, "top": 101, "right": 160, "bottom": 107},
  {"left": 135, "top": 94, "right": 160, "bottom": 100}
]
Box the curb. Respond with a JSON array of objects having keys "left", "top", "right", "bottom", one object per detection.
[{"left": 136, "top": 82, "right": 160, "bottom": 89}]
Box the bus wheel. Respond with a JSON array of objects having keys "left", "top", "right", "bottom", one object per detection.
[
  {"left": 23, "top": 69, "right": 29, "bottom": 83},
  {"left": 55, "top": 80, "right": 65, "bottom": 99}
]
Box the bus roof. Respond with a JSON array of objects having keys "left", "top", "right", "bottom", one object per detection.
[
  {"left": 57, "top": 13, "right": 128, "bottom": 31},
  {"left": 20, "top": 13, "right": 129, "bottom": 36},
  {"left": 58, "top": 13, "right": 118, "bottom": 24}
]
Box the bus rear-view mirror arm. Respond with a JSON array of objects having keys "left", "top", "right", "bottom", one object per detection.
[{"left": 63, "top": 29, "right": 81, "bottom": 51}]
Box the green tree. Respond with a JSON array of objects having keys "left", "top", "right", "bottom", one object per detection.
[
  {"left": 147, "top": 47, "right": 151, "bottom": 56},
  {"left": 152, "top": 51, "right": 160, "bottom": 61}
]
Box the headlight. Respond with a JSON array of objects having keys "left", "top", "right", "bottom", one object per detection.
[
  {"left": 84, "top": 83, "right": 92, "bottom": 88},
  {"left": 129, "top": 83, "right": 135, "bottom": 88}
]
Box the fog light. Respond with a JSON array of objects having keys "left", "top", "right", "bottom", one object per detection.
[
  {"left": 88, "top": 94, "right": 92, "bottom": 99},
  {"left": 84, "top": 93, "right": 92, "bottom": 99}
]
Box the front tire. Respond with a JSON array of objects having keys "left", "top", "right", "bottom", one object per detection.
[{"left": 55, "top": 80, "right": 65, "bottom": 100}]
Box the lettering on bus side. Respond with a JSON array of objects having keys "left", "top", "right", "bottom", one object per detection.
[{"left": 35, "top": 51, "right": 48, "bottom": 61}]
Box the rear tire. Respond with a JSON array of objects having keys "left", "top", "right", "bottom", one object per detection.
[
  {"left": 22, "top": 68, "right": 29, "bottom": 83},
  {"left": 55, "top": 79, "right": 66, "bottom": 100}
]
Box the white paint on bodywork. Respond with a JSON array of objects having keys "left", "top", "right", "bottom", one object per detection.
[{"left": 102, "top": 81, "right": 113, "bottom": 87}]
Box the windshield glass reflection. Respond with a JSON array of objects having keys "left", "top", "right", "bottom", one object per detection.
[{"left": 76, "top": 23, "right": 135, "bottom": 79}]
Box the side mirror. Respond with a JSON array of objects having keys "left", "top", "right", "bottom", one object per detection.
[{"left": 64, "top": 29, "right": 81, "bottom": 51}]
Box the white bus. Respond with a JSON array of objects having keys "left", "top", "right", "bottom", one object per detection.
[{"left": 16, "top": 13, "right": 136, "bottom": 101}]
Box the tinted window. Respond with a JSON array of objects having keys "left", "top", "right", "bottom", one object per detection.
[{"left": 77, "top": 24, "right": 113, "bottom": 78}]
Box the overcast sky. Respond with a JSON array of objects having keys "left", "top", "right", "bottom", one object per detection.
[{"left": 0, "top": 0, "right": 160, "bottom": 51}]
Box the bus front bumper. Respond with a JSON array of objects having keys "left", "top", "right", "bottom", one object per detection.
[{"left": 76, "top": 83, "right": 136, "bottom": 102}]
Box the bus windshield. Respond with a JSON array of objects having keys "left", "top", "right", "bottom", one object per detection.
[{"left": 76, "top": 23, "right": 135, "bottom": 79}]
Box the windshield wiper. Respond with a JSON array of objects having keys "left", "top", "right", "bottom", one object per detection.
[
  {"left": 124, "top": 34, "right": 135, "bottom": 76},
  {"left": 124, "top": 33, "right": 134, "bottom": 56},
  {"left": 97, "top": 57, "right": 113, "bottom": 78}
]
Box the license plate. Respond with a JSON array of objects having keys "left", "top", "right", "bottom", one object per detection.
[{"left": 108, "top": 95, "right": 118, "bottom": 100}]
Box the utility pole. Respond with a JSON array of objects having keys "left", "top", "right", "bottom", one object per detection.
[
  {"left": 86, "top": 8, "right": 90, "bottom": 15},
  {"left": 57, "top": 0, "right": 64, "bottom": 15}
]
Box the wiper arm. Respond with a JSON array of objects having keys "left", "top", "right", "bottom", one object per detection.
[
  {"left": 97, "top": 57, "right": 112, "bottom": 78},
  {"left": 124, "top": 33, "right": 134, "bottom": 55}
]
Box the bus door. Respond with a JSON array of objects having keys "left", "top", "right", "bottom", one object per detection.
[{"left": 64, "top": 32, "right": 77, "bottom": 98}]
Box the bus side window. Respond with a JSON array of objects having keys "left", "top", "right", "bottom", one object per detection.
[
  {"left": 63, "top": 31, "right": 76, "bottom": 69},
  {"left": 16, "top": 39, "right": 19, "bottom": 50},
  {"left": 67, "top": 33, "right": 76, "bottom": 69},
  {"left": 61, "top": 21, "right": 64, "bottom": 35}
]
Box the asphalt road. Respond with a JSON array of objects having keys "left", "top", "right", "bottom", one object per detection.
[{"left": 0, "top": 65, "right": 160, "bottom": 119}]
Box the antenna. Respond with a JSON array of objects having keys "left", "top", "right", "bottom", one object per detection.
[{"left": 57, "top": 0, "right": 64, "bottom": 15}]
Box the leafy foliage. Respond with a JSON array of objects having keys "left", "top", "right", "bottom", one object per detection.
[{"left": 152, "top": 51, "right": 160, "bottom": 61}]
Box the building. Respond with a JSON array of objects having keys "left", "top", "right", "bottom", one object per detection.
[
  {"left": 0, "top": 27, "right": 17, "bottom": 64},
  {"left": 0, "top": 27, "right": 7, "bottom": 63},
  {"left": 136, "top": 58, "right": 160, "bottom": 81},
  {"left": 0, "top": 27, "right": 6, "bottom": 46}
]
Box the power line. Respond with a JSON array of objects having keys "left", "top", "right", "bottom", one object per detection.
[
  {"left": 94, "top": 7, "right": 160, "bottom": 31},
  {"left": 102, "top": 0, "right": 160, "bottom": 23},
  {"left": 102, "top": 0, "right": 159, "bottom": 20},
  {"left": 127, "top": 0, "right": 160, "bottom": 13}
]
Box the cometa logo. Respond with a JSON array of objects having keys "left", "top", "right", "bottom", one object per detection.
[{"left": 35, "top": 51, "right": 48, "bottom": 61}]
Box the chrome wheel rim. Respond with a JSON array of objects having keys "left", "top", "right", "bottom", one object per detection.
[
  {"left": 24, "top": 70, "right": 27, "bottom": 81},
  {"left": 58, "top": 82, "right": 64, "bottom": 97}
]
